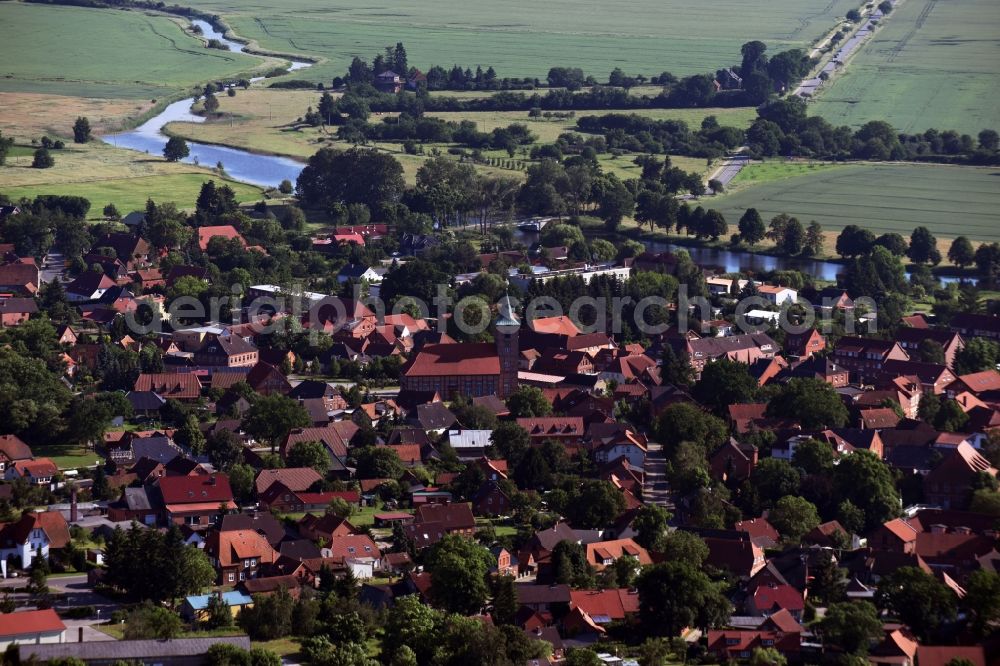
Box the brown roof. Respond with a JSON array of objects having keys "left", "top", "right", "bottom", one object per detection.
[
  {"left": 0, "top": 434, "right": 32, "bottom": 461},
  {"left": 529, "top": 316, "right": 580, "bottom": 336},
  {"left": 207, "top": 529, "right": 278, "bottom": 568},
  {"left": 198, "top": 225, "right": 246, "bottom": 251},
  {"left": 134, "top": 373, "right": 201, "bottom": 399},
  {"left": 914, "top": 646, "right": 984, "bottom": 666},
  {"left": 413, "top": 502, "right": 475, "bottom": 531},
  {"left": 255, "top": 468, "right": 323, "bottom": 495},
  {"left": 403, "top": 342, "right": 500, "bottom": 377},
  {"left": 158, "top": 473, "right": 233, "bottom": 504},
  {"left": 0, "top": 511, "right": 69, "bottom": 550},
  {"left": 0, "top": 609, "right": 65, "bottom": 638}
]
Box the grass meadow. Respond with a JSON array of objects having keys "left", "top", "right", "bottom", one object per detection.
[
  {"left": 1, "top": 142, "right": 262, "bottom": 217},
  {"left": 182, "top": 0, "right": 860, "bottom": 82},
  {"left": 711, "top": 161, "right": 1000, "bottom": 242},
  {"left": 811, "top": 0, "right": 1000, "bottom": 133},
  {"left": 0, "top": 3, "right": 268, "bottom": 99}
]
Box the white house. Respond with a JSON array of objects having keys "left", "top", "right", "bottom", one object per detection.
[
  {"left": 0, "top": 609, "right": 66, "bottom": 650},
  {"left": 0, "top": 511, "right": 69, "bottom": 572},
  {"left": 5, "top": 458, "right": 57, "bottom": 485},
  {"left": 447, "top": 429, "right": 494, "bottom": 460},
  {"left": 757, "top": 285, "right": 798, "bottom": 306},
  {"left": 337, "top": 264, "right": 382, "bottom": 285}
]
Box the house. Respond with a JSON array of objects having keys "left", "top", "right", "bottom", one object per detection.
[
  {"left": 181, "top": 591, "right": 253, "bottom": 622},
  {"left": 783, "top": 329, "right": 825, "bottom": 358},
  {"left": 259, "top": 484, "right": 359, "bottom": 513},
  {"left": 950, "top": 313, "right": 1000, "bottom": 342},
  {"left": 0, "top": 297, "right": 38, "bottom": 327},
  {"left": 193, "top": 334, "right": 258, "bottom": 368},
  {"left": 894, "top": 328, "right": 964, "bottom": 369},
  {"left": 0, "top": 261, "right": 38, "bottom": 296},
  {"left": 324, "top": 534, "right": 381, "bottom": 574},
  {"left": 709, "top": 438, "right": 758, "bottom": 483},
  {"left": 832, "top": 337, "right": 909, "bottom": 380},
  {"left": 65, "top": 271, "right": 115, "bottom": 302},
  {"left": 254, "top": 468, "right": 323, "bottom": 497},
  {"left": 18, "top": 637, "right": 253, "bottom": 666},
  {"left": 706, "top": 629, "right": 800, "bottom": 663},
  {"left": 0, "top": 511, "right": 70, "bottom": 570},
  {"left": 592, "top": 430, "right": 647, "bottom": 468},
  {"left": 880, "top": 359, "right": 955, "bottom": 395},
  {"left": 157, "top": 474, "right": 235, "bottom": 526},
  {"left": 298, "top": 513, "right": 357, "bottom": 543},
  {"left": 757, "top": 284, "right": 797, "bottom": 306},
  {"left": 91, "top": 232, "right": 150, "bottom": 270},
  {"left": 923, "top": 442, "right": 997, "bottom": 508},
  {"left": 374, "top": 70, "right": 403, "bottom": 93},
  {"left": 584, "top": 538, "right": 651, "bottom": 570},
  {"left": 672, "top": 333, "right": 778, "bottom": 377},
  {"left": 446, "top": 429, "right": 493, "bottom": 460},
  {"left": 403, "top": 502, "right": 476, "bottom": 549},
  {"left": 107, "top": 487, "right": 159, "bottom": 525},
  {"left": 567, "top": 588, "right": 640, "bottom": 630},
  {"left": 528, "top": 315, "right": 580, "bottom": 337},
  {"left": 5, "top": 458, "right": 58, "bottom": 485},
  {"left": 134, "top": 373, "right": 201, "bottom": 401},
  {"left": 786, "top": 356, "right": 850, "bottom": 387},
  {"left": 197, "top": 225, "right": 246, "bottom": 252},
  {"left": 813, "top": 286, "right": 854, "bottom": 310},
  {"left": 204, "top": 529, "right": 279, "bottom": 584},
  {"left": 0, "top": 434, "right": 32, "bottom": 472},
  {"left": 280, "top": 423, "right": 357, "bottom": 475},
  {"left": 0, "top": 609, "right": 66, "bottom": 650},
  {"left": 472, "top": 480, "right": 511, "bottom": 517},
  {"left": 337, "top": 264, "right": 381, "bottom": 284},
  {"left": 517, "top": 416, "right": 585, "bottom": 446}
]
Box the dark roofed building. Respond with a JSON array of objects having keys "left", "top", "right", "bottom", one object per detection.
[{"left": 18, "top": 637, "right": 251, "bottom": 665}]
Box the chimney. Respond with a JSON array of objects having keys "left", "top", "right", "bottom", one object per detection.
[
  {"left": 78, "top": 627, "right": 84, "bottom": 643},
  {"left": 930, "top": 524, "right": 947, "bottom": 534},
  {"left": 70, "top": 486, "right": 78, "bottom": 523}
]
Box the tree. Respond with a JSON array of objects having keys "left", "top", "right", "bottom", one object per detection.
[
  {"left": 876, "top": 566, "right": 957, "bottom": 641},
  {"left": 243, "top": 394, "right": 310, "bottom": 452},
  {"left": 491, "top": 574, "right": 518, "bottom": 626},
  {"left": 916, "top": 338, "right": 946, "bottom": 364},
  {"left": 32, "top": 148, "right": 54, "bottom": 168},
  {"left": 737, "top": 208, "right": 766, "bottom": 246},
  {"left": 874, "top": 232, "right": 909, "bottom": 256},
  {"left": 769, "top": 495, "right": 820, "bottom": 543},
  {"left": 809, "top": 549, "right": 847, "bottom": 603},
  {"left": 175, "top": 413, "right": 206, "bottom": 455},
  {"left": 296, "top": 148, "right": 405, "bottom": 212},
  {"left": 513, "top": 447, "right": 553, "bottom": 490},
  {"left": 692, "top": 358, "right": 758, "bottom": 414},
  {"left": 963, "top": 569, "right": 1000, "bottom": 637},
  {"left": 750, "top": 458, "right": 801, "bottom": 507},
  {"left": 766, "top": 378, "right": 849, "bottom": 428},
  {"left": 632, "top": 504, "right": 672, "bottom": 551},
  {"left": 818, "top": 601, "right": 882, "bottom": 655},
  {"left": 637, "top": 562, "right": 730, "bottom": 636},
  {"left": 425, "top": 534, "right": 493, "bottom": 614},
  {"left": 908, "top": 226, "right": 941, "bottom": 265},
  {"left": 564, "top": 480, "right": 627, "bottom": 529},
  {"left": 791, "top": 438, "right": 834, "bottom": 475},
  {"left": 163, "top": 136, "right": 190, "bottom": 162},
  {"left": 836, "top": 225, "right": 875, "bottom": 258},
  {"left": 566, "top": 649, "right": 602, "bottom": 666},
  {"left": 278, "top": 179, "right": 294, "bottom": 195},
  {"left": 237, "top": 587, "right": 295, "bottom": 640},
  {"left": 506, "top": 385, "right": 552, "bottom": 418},
  {"left": 658, "top": 529, "right": 709, "bottom": 566},
  {"left": 835, "top": 451, "right": 900, "bottom": 531},
  {"left": 948, "top": 236, "right": 975, "bottom": 268},
  {"left": 353, "top": 446, "right": 404, "bottom": 479},
  {"left": 653, "top": 402, "right": 728, "bottom": 457},
  {"left": 73, "top": 117, "right": 92, "bottom": 143},
  {"left": 750, "top": 648, "right": 787, "bottom": 666},
  {"left": 934, "top": 398, "right": 970, "bottom": 433},
  {"left": 287, "top": 440, "right": 331, "bottom": 474},
  {"left": 124, "top": 603, "right": 183, "bottom": 639},
  {"left": 228, "top": 462, "right": 256, "bottom": 505},
  {"left": 207, "top": 428, "right": 245, "bottom": 471},
  {"left": 979, "top": 129, "right": 1000, "bottom": 151},
  {"left": 954, "top": 337, "right": 1000, "bottom": 375},
  {"left": 206, "top": 592, "right": 234, "bottom": 628},
  {"left": 551, "top": 540, "right": 595, "bottom": 588},
  {"left": 0, "top": 130, "right": 13, "bottom": 166},
  {"left": 102, "top": 203, "right": 120, "bottom": 220}
]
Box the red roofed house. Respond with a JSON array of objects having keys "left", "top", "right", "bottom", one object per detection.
[
  {"left": 298, "top": 513, "right": 358, "bottom": 543},
  {"left": 566, "top": 588, "right": 640, "bottom": 632},
  {"left": 403, "top": 502, "right": 476, "bottom": 549},
  {"left": 198, "top": 225, "right": 246, "bottom": 251},
  {"left": 747, "top": 582, "right": 805, "bottom": 619},
  {"left": 869, "top": 518, "right": 917, "bottom": 553},
  {"left": 707, "top": 628, "right": 800, "bottom": 663},
  {"left": 0, "top": 511, "right": 70, "bottom": 569},
  {"left": 204, "top": 528, "right": 279, "bottom": 584},
  {"left": 0, "top": 609, "right": 66, "bottom": 650},
  {"left": 324, "top": 534, "right": 382, "bottom": 574},
  {"left": 783, "top": 329, "right": 825, "bottom": 358},
  {"left": 529, "top": 315, "right": 580, "bottom": 336},
  {"left": 516, "top": 417, "right": 585, "bottom": 445},
  {"left": 5, "top": 458, "right": 58, "bottom": 485},
  {"left": 0, "top": 297, "right": 38, "bottom": 327},
  {"left": 584, "top": 538, "right": 651, "bottom": 571},
  {"left": 255, "top": 467, "right": 323, "bottom": 496},
  {"left": 0, "top": 262, "right": 40, "bottom": 295},
  {"left": 0, "top": 434, "right": 32, "bottom": 473},
  {"left": 157, "top": 473, "right": 235, "bottom": 526},
  {"left": 832, "top": 337, "right": 909, "bottom": 381}
]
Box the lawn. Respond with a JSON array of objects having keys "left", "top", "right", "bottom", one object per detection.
[
  {"left": 0, "top": 142, "right": 262, "bottom": 218},
  {"left": 710, "top": 161, "right": 1000, "bottom": 243},
  {"left": 182, "top": 0, "right": 860, "bottom": 82},
  {"left": 0, "top": 3, "right": 273, "bottom": 100},
  {"left": 32, "top": 444, "right": 102, "bottom": 471},
  {"left": 811, "top": 0, "right": 1000, "bottom": 133}
]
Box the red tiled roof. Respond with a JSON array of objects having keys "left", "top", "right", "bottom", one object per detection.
[
  {"left": 158, "top": 473, "right": 233, "bottom": 504},
  {"left": 529, "top": 316, "right": 580, "bottom": 336},
  {"left": 0, "top": 609, "right": 65, "bottom": 638},
  {"left": 403, "top": 342, "right": 500, "bottom": 377},
  {"left": 0, "top": 434, "right": 33, "bottom": 461},
  {"left": 751, "top": 583, "right": 804, "bottom": 613},
  {"left": 198, "top": 225, "right": 245, "bottom": 251},
  {"left": 326, "top": 534, "right": 380, "bottom": 562},
  {"left": 569, "top": 588, "right": 640, "bottom": 620},
  {"left": 134, "top": 373, "right": 201, "bottom": 399},
  {"left": 914, "top": 646, "right": 985, "bottom": 666},
  {"left": 255, "top": 468, "right": 323, "bottom": 495}
]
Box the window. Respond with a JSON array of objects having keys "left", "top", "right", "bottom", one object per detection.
[
  {"left": 244, "top": 560, "right": 250, "bottom": 568},
  {"left": 250, "top": 559, "right": 256, "bottom": 567},
  {"left": 239, "top": 572, "right": 245, "bottom": 581},
  {"left": 228, "top": 572, "right": 235, "bottom": 582}
]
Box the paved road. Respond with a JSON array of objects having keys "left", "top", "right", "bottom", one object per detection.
[
  {"left": 642, "top": 442, "right": 673, "bottom": 509},
  {"left": 40, "top": 252, "right": 67, "bottom": 284},
  {"left": 706, "top": 155, "right": 750, "bottom": 193}
]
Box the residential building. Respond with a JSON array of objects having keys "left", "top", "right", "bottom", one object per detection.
[
  {"left": 757, "top": 284, "right": 797, "bottom": 306},
  {"left": 0, "top": 609, "right": 66, "bottom": 650},
  {"left": 923, "top": 442, "right": 997, "bottom": 509},
  {"left": 832, "top": 337, "right": 909, "bottom": 380},
  {"left": 18, "top": 637, "right": 252, "bottom": 665},
  {"left": 204, "top": 529, "right": 279, "bottom": 584},
  {"left": 0, "top": 297, "right": 38, "bottom": 327},
  {"left": 157, "top": 474, "right": 235, "bottom": 526},
  {"left": 0, "top": 511, "right": 70, "bottom": 569}
]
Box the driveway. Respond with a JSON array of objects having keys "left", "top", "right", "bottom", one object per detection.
[{"left": 642, "top": 442, "right": 673, "bottom": 509}]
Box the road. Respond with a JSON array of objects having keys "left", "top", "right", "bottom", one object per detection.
[
  {"left": 642, "top": 442, "right": 673, "bottom": 509},
  {"left": 40, "top": 252, "right": 67, "bottom": 284},
  {"left": 705, "top": 154, "right": 750, "bottom": 193},
  {"left": 1, "top": 573, "right": 122, "bottom": 628}
]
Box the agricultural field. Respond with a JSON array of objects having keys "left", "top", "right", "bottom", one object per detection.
[
  {"left": 183, "top": 0, "right": 861, "bottom": 83},
  {"left": 0, "top": 2, "right": 268, "bottom": 99},
  {"left": 811, "top": 0, "right": 1000, "bottom": 133},
  {"left": 710, "top": 161, "right": 1000, "bottom": 242},
  {"left": 1, "top": 141, "right": 262, "bottom": 218}
]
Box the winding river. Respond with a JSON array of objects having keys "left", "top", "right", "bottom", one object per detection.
[
  {"left": 103, "top": 22, "right": 978, "bottom": 285},
  {"left": 103, "top": 20, "right": 309, "bottom": 188}
]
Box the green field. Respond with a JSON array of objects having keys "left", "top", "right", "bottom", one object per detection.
[
  {"left": 811, "top": 0, "right": 1000, "bottom": 133},
  {"left": 183, "top": 0, "right": 860, "bottom": 82},
  {"left": 3, "top": 173, "right": 262, "bottom": 218},
  {"left": 0, "top": 3, "right": 267, "bottom": 98},
  {"left": 712, "top": 161, "right": 1000, "bottom": 242}
]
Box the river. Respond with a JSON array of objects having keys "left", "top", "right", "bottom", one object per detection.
[{"left": 102, "top": 19, "right": 310, "bottom": 188}]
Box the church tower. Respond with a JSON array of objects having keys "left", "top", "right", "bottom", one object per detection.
[{"left": 495, "top": 293, "right": 520, "bottom": 399}]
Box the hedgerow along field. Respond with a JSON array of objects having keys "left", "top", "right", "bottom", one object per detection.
[
  {"left": 182, "top": 0, "right": 861, "bottom": 84},
  {"left": 711, "top": 161, "right": 1000, "bottom": 243},
  {"left": 811, "top": 0, "right": 1000, "bottom": 134},
  {"left": 0, "top": 2, "right": 267, "bottom": 99}
]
